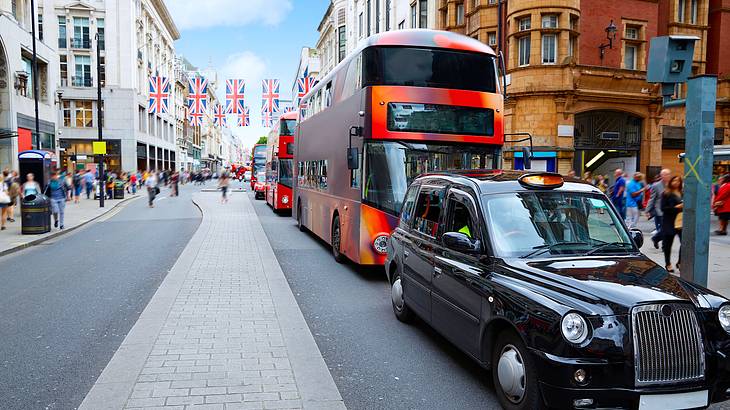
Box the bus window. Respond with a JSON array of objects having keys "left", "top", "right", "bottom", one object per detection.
[
  {"left": 387, "top": 103, "right": 494, "bottom": 136},
  {"left": 342, "top": 53, "right": 362, "bottom": 100},
  {"left": 280, "top": 119, "right": 296, "bottom": 136}
]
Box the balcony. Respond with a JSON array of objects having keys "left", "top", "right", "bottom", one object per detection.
[
  {"left": 71, "top": 38, "right": 91, "bottom": 49},
  {"left": 71, "top": 76, "right": 93, "bottom": 87}
]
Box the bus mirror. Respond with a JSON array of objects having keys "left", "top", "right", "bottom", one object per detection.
[
  {"left": 349, "top": 126, "right": 363, "bottom": 137},
  {"left": 347, "top": 147, "right": 359, "bottom": 170},
  {"left": 521, "top": 147, "right": 532, "bottom": 170}
]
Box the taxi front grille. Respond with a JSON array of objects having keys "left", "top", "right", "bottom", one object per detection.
[{"left": 631, "top": 303, "right": 705, "bottom": 386}]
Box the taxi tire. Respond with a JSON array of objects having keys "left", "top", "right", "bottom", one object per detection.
[
  {"left": 492, "top": 331, "right": 545, "bottom": 410},
  {"left": 391, "top": 271, "right": 413, "bottom": 323},
  {"left": 331, "top": 214, "right": 346, "bottom": 263}
]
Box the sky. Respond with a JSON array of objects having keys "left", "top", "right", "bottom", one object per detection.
[{"left": 167, "top": 0, "right": 330, "bottom": 149}]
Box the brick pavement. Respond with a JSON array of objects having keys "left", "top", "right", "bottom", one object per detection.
[{"left": 80, "top": 192, "right": 344, "bottom": 410}]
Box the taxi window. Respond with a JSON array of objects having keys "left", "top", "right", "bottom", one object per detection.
[
  {"left": 446, "top": 194, "right": 478, "bottom": 240},
  {"left": 413, "top": 187, "right": 445, "bottom": 238},
  {"left": 399, "top": 185, "right": 419, "bottom": 229}
]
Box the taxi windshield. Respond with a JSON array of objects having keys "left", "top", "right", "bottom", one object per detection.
[{"left": 482, "top": 192, "right": 634, "bottom": 258}]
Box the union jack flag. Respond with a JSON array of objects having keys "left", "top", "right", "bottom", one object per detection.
[
  {"left": 187, "top": 76, "right": 208, "bottom": 115},
  {"left": 282, "top": 105, "right": 296, "bottom": 114},
  {"left": 261, "top": 107, "right": 274, "bottom": 128},
  {"left": 296, "top": 69, "right": 318, "bottom": 106},
  {"left": 187, "top": 100, "right": 204, "bottom": 127},
  {"left": 148, "top": 76, "right": 170, "bottom": 114},
  {"left": 213, "top": 104, "right": 227, "bottom": 127},
  {"left": 237, "top": 106, "right": 250, "bottom": 127},
  {"left": 225, "top": 79, "right": 245, "bottom": 114},
  {"left": 261, "top": 79, "right": 280, "bottom": 115}
]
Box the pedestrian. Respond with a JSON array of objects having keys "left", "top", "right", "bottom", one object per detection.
[
  {"left": 661, "top": 175, "right": 684, "bottom": 273},
  {"left": 146, "top": 170, "right": 159, "bottom": 208},
  {"left": 72, "top": 170, "right": 82, "bottom": 203},
  {"left": 611, "top": 169, "right": 627, "bottom": 219},
  {"left": 567, "top": 169, "right": 577, "bottom": 178},
  {"left": 22, "top": 173, "right": 41, "bottom": 198},
  {"left": 625, "top": 172, "right": 646, "bottom": 229},
  {"left": 83, "top": 170, "right": 94, "bottom": 199},
  {"left": 219, "top": 172, "right": 230, "bottom": 204},
  {"left": 713, "top": 175, "right": 730, "bottom": 235},
  {"left": 595, "top": 174, "right": 608, "bottom": 194},
  {"left": 646, "top": 169, "right": 671, "bottom": 248},
  {"left": 45, "top": 172, "right": 68, "bottom": 229},
  {"left": 171, "top": 171, "right": 179, "bottom": 197},
  {"left": 582, "top": 171, "right": 594, "bottom": 185},
  {"left": 0, "top": 173, "right": 11, "bottom": 230},
  {"left": 6, "top": 170, "right": 19, "bottom": 223},
  {"left": 65, "top": 172, "right": 74, "bottom": 201},
  {"left": 129, "top": 172, "right": 138, "bottom": 194}
]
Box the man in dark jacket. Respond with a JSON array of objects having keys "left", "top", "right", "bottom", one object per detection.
[{"left": 646, "top": 169, "right": 671, "bottom": 248}]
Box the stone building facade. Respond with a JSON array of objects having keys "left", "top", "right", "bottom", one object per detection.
[{"left": 439, "top": 0, "right": 730, "bottom": 179}]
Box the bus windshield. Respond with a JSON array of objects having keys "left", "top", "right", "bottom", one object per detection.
[
  {"left": 280, "top": 119, "right": 297, "bottom": 136},
  {"left": 279, "top": 159, "right": 293, "bottom": 188},
  {"left": 363, "top": 46, "right": 497, "bottom": 93},
  {"left": 363, "top": 141, "right": 500, "bottom": 215}
]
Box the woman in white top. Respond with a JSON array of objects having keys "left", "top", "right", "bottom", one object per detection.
[
  {"left": 22, "top": 173, "right": 41, "bottom": 198},
  {"left": 0, "top": 174, "right": 11, "bottom": 230}
]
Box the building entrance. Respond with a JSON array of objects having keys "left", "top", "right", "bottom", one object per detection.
[{"left": 574, "top": 110, "right": 643, "bottom": 180}]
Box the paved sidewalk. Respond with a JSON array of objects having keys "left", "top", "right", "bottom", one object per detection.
[
  {"left": 0, "top": 193, "right": 140, "bottom": 256},
  {"left": 80, "top": 192, "right": 345, "bottom": 410},
  {"left": 637, "top": 217, "right": 730, "bottom": 297}
]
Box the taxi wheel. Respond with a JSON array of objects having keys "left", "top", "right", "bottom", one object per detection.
[
  {"left": 331, "top": 214, "right": 346, "bottom": 263},
  {"left": 390, "top": 271, "right": 412, "bottom": 323},
  {"left": 492, "top": 331, "right": 545, "bottom": 410}
]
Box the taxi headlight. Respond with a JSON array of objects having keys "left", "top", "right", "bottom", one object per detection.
[
  {"left": 719, "top": 305, "right": 730, "bottom": 334},
  {"left": 561, "top": 313, "right": 590, "bottom": 344},
  {"left": 282, "top": 195, "right": 289, "bottom": 204},
  {"left": 373, "top": 235, "right": 389, "bottom": 254}
]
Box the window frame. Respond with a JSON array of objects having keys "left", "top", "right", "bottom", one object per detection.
[
  {"left": 412, "top": 184, "right": 447, "bottom": 239},
  {"left": 518, "top": 35, "right": 531, "bottom": 66},
  {"left": 444, "top": 188, "right": 482, "bottom": 244},
  {"left": 518, "top": 16, "right": 531, "bottom": 31},
  {"left": 399, "top": 183, "right": 421, "bottom": 229},
  {"left": 541, "top": 14, "right": 558, "bottom": 29},
  {"left": 624, "top": 44, "right": 637, "bottom": 70},
  {"left": 541, "top": 33, "right": 557, "bottom": 64}
]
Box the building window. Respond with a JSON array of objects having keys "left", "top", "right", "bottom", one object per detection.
[
  {"left": 21, "top": 56, "right": 33, "bottom": 97},
  {"left": 62, "top": 100, "right": 71, "bottom": 127},
  {"left": 38, "top": 12, "right": 43, "bottom": 41},
  {"left": 570, "top": 15, "right": 578, "bottom": 31},
  {"left": 75, "top": 101, "right": 93, "bottom": 127},
  {"left": 359, "top": 12, "right": 364, "bottom": 37},
  {"left": 58, "top": 16, "right": 67, "bottom": 48},
  {"left": 541, "top": 14, "right": 558, "bottom": 28},
  {"left": 542, "top": 34, "right": 556, "bottom": 64},
  {"left": 569, "top": 35, "right": 577, "bottom": 57},
  {"left": 99, "top": 56, "right": 106, "bottom": 87},
  {"left": 338, "top": 26, "right": 346, "bottom": 62},
  {"left": 624, "top": 44, "right": 637, "bottom": 70},
  {"left": 626, "top": 26, "right": 638, "bottom": 40},
  {"left": 411, "top": 4, "right": 416, "bottom": 28},
  {"left": 419, "top": 0, "right": 428, "bottom": 28},
  {"left": 59, "top": 55, "right": 68, "bottom": 87},
  {"left": 398, "top": 19, "right": 405, "bottom": 29},
  {"left": 518, "top": 35, "right": 530, "bottom": 66},
  {"left": 678, "top": 0, "right": 686, "bottom": 22},
  {"left": 72, "top": 17, "right": 90, "bottom": 48},
  {"left": 386, "top": 0, "right": 391, "bottom": 30},
  {"left": 519, "top": 16, "right": 531, "bottom": 31},
  {"left": 97, "top": 18, "right": 105, "bottom": 50},
  {"left": 473, "top": 0, "right": 479, "bottom": 8},
  {"left": 690, "top": 0, "right": 698, "bottom": 24},
  {"left": 456, "top": 2, "right": 464, "bottom": 25},
  {"left": 74, "top": 55, "right": 91, "bottom": 87},
  {"left": 367, "top": 0, "right": 371, "bottom": 35},
  {"left": 488, "top": 32, "right": 497, "bottom": 46}
]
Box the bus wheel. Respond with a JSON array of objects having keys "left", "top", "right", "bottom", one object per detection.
[
  {"left": 331, "top": 214, "right": 346, "bottom": 263},
  {"left": 297, "top": 203, "right": 305, "bottom": 232}
]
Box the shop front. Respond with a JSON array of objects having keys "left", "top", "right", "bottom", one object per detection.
[{"left": 60, "top": 139, "right": 121, "bottom": 173}]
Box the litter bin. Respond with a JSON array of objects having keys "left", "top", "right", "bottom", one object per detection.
[
  {"left": 113, "top": 180, "right": 125, "bottom": 199},
  {"left": 21, "top": 194, "right": 51, "bottom": 235}
]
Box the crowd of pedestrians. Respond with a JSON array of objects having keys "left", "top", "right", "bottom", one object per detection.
[{"left": 570, "top": 167, "right": 730, "bottom": 273}]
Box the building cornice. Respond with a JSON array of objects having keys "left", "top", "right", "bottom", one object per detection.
[
  {"left": 318, "top": 1, "right": 334, "bottom": 32},
  {"left": 150, "top": 0, "right": 180, "bottom": 40}
]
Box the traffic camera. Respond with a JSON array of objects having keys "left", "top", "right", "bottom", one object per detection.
[{"left": 647, "top": 35, "right": 699, "bottom": 96}]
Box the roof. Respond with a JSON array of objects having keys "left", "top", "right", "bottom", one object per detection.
[
  {"left": 414, "top": 170, "right": 600, "bottom": 195},
  {"left": 365, "top": 29, "right": 496, "bottom": 56},
  {"left": 280, "top": 111, "right": 299, "bottom": 121}
]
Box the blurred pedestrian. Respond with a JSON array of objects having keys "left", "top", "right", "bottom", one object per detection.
[
  {"left": 0, "top": 173, "right": 10, "bottom": 230},
  {"left": 171, "top": 172, "right": 179, "bottom": 197},
  {"left": 46, "top": 172, "right": 68, "bottom": 229},
  {"left": 661, "top": 175, "right": 684, "bottom": 272},
  {"left": 567, "top": 169, "right": 577, "bottom": 178},
  {"left": 594, "top": 175, "right": 608, "bottom": 194},
  {"left": 129, "top": 172, "right": 138, "bottom": 194},
  {"left": 64, "top": 172, "right": 74, "bottom": 201},
  {"left": 72, "top": 170, "right": 82, "bottom": 203},
  {"left": 146, "top": 170, "right": 159, "bottom": 208},
  {"left": 625, "top": 172, "right": 646, "bottom": 229},
  {"left": 647, "top": 169, "right": 671, "bottom": 248},
  {"left": 22, "top": 173, "right": 41, "bottom": 198},
  {"left": 219, "top": 172, "right": 230, "bottom": 204},
  {"left": 611, "top": 169, "right": 627, "bottom": 219},
  {"left": 6, "top": 170, "right": 19, "bottom": 222},
  {"left": 582, "top": 171, "right": 594, "bottom": 185},
  {"left": 713, "top": 175, "right": 730, "bottom": 235}
]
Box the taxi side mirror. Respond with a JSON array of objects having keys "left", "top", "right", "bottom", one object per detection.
[
  {"left": 443, "top": 232, "right": 480, "bottom": 253},
  {"left": 629, "top": 229, "right": 644, "bottom": 248}
]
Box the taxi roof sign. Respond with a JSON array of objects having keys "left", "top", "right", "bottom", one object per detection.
[{"left": 519, "top": 173, "right": 564, "bottom": 189}]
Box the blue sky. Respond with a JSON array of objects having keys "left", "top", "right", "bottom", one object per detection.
[{"left": 167, "top": 0, "right": 330, "bottom": 147}]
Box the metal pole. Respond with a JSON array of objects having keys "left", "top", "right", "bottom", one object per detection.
[
  {"left": 30, "top": 0, "right": 40, "bottom": 149},
  {"left": 680, "top": 74, "right": 717, "bottom": 286},
  {"left": 96, "top": 32, "right": 104, "bottom": 208}
]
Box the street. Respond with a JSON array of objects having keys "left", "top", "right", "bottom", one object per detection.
[
  {"left": 250, "top": 193, "right": 500, "bottom": 409},
  {"left": 0, "top": 186, "right": 200, "bottom": 410}
]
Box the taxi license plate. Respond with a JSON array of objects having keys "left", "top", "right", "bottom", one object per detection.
[{"left": 638, "top": 390, "right": 708, "bottom": 410}]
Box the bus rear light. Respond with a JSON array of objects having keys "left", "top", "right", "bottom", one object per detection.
[
  {"left": 373, "top": 235, "right": 389, "bottom": 254},
  {"left": 281, "top": 195, "right": 289, "bottom": 204}
]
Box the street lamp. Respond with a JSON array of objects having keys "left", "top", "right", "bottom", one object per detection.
[
  {"left": 96, "top": 31, "right": 104, "bottom": 208},
  {"left": 598, "top": 20, "right": 618, "bottom": 62}
]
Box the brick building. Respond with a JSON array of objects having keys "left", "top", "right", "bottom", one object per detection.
[{"left": 439, "top": 0, "right": 730, "bottom": 179}]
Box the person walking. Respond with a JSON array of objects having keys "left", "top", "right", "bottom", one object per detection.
[
  {"left": 0, "top": 174, "right": 11, "bottom": 230},
  {"left": 646, "top": 169, "right": 671, "bottom": 248},
  {"left": 6, "top": 170, "right": 19, "bottom": 223},
  {"left": 219, "top": 172, "right": 230, "bottom": 204},
  {"left": 83, "top": 170, "right": 94, "bottom": 199},
  {"left": 661, "top": 175, "right": 684, "bottom": 273},
  {"left": 129, "top": 172, "right": 138, "bottom": 195},
  {"left": 46, "top": 172, "right": 68, "bottom": 229},
  {"left": 72, "top": 170, "right": 82, "bottom": 203},
  {"left": 610, "top": 169, "right": 627, "bottom": 219},
  {"left": 171, "top": 171, "right": 179, "bottom": 197},
  {"left": 625, "top": 172, "right": 646, "bottom": 229},
  {"left": 713, "top": 175, "right": 730, "bottom": 235},
  {"left": 145, "top": 170, "right": 159, "bottom": 208}
]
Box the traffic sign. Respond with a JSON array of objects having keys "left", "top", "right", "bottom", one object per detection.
[{"left": 93, "top": 141, "right": 107, "bottom": 155}]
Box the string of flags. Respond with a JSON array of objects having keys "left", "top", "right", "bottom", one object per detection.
[{"left": 147, "top": 70, "right": 318, "bottom": 128}]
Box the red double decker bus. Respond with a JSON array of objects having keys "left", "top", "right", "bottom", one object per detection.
[
  {"left": 250, "top": 143, "right": 267, "bottom": 192},
  {"left": 265, "top": 111, "right": 298, "bottom": 211},
  {"left": 295, "top": 30, "right": 504, "bottom": 265}
]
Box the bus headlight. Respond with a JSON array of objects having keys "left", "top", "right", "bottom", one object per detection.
[
  {"left": 281, "top": 195, "right": 289, "bottom": 204},
  {"left": 373, "top": 235, "right": 389, "bottom": 254}
]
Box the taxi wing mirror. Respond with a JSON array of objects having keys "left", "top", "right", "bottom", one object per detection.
[
  {"left": 443, "top": 232, "right": 480, "bottom": 253},
  {"left": 629, "top": 229, "right": 644, "bottom": 248}
]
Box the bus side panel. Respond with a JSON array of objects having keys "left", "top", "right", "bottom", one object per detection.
[
  {"left": 274, "top": 184, "right": 292, "bottom": 211},
  {"left": 359, "top": 203, "right": 398, "bottom": 265}
]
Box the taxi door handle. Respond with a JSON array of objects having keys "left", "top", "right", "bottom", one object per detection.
[{"left": 434, "top": 267, "right": 443, "bottom": 277}]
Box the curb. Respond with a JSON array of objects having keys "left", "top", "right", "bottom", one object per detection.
[{"left": 0, "top": 194, "right": 141, "bottom": 259}]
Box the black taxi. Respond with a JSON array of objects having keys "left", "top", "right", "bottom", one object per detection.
[{"left": 385, "top": 170, "right": 730, "bottom": 410}]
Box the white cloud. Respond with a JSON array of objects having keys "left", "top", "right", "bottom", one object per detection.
[{"left": 167, "top": 0, "right": 293, "bottom": 31}]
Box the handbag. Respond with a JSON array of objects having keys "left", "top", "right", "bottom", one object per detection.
[
  {"left": 675, "top": 211, "right": 683, "bottom": 230},
  {"left": 0, "top": 191, "right": 10, "bottom": 204}
]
